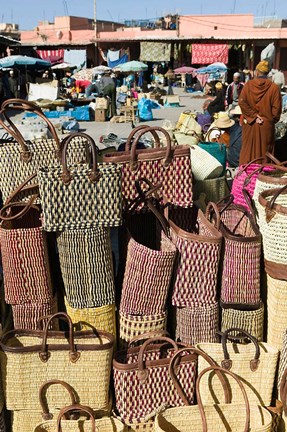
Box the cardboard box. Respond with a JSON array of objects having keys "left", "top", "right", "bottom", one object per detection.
[
  {"left": 95, "top": 108, "right": 106, "bottom": 122},
  {"left": 96, "top": 97, "right": 108, "bottom": 109}
]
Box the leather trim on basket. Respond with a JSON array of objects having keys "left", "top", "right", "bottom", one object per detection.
[
  {"left": 103, "top": 145, "right": 190, "bottom": 164},
  {"left": 265, "top": 260, "right": 287, "bottom": 280}
]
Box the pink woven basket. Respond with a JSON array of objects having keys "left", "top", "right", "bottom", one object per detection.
[{"left": 231, "top": 155, "right": 280, "bottom": 210}]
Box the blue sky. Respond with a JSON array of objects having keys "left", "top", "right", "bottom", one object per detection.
[{"left": 0, "top": 0, "right": 286, "bottom": 30}]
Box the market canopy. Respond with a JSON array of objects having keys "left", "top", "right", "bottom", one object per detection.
[
  {"left": 196, "top": 62, "right": 228, "bottom": 74},
  {"left": 93, "top": 65, "right": 111, "bottom": 74},
  {"left": 174, "top": 66, "right": 197, "bottom": 74},
  {"left": 115, "top": 61, "right": 148, "bottom": 73},
  {"left": 51, "top": 62, "right": 77, "bottom": 70},
  {"left": 0, "top": 55, "right": 51, "bottom": 70}
]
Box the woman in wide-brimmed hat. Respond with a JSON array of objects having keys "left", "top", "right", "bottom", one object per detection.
[{"left": 205, "top": 111, "right": 234, "bottom": 147}]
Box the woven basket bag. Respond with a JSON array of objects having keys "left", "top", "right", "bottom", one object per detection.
[
  {"left": 199, "top": 130, "right": 227, "bottom": 175},
  {"left": 0, "top": 99, "right": 89, "bottom": 203},
  {"left": 34, "top": 404, "right": 124, "bottom": 432},
  {"left": 193, "top": 175, "right": 228, "bottom": 211},
  {"left": 211, "top": 198, "right": 261, "bottom": 307},
  {"left": 189, "top": 145, "right": 223, "bottom": 180},
  {"left": 231, "top": 154, "right": 280, "bottom": 210},
  {"left": 120, "top": 197, "right": 177, "bottom": 315},
  {"left": 278, "top": 331, "right": 287, "bottom": 394},
  {"left": 64, "top": 298, "right": 116, "bottom": 336},
  {"left": 38, "top": 132, "right": 122, "bottom": 231},
  {"left": 12, "top": 297, "right": 57, "bottom": 330},
  {"left": 154, "top": 364, "right": 272, "bottom": 432},
  {"left": 113, "top": 337, "right": 200, "bottom": 424},
  {"left": 0, "top": 180, "right": 53, "bottom": 305},
  {"left": 167, "top": 204, "right": 222, "bottom": 307},
  {"left": 0, "top": 312, "right": 114, "bottom": 411},
  {"left": 118, "top": 311, "right": 167, "bottom": 350},
  {"left": 220, "top": 301, "right": 264, "bottom": 342},
  {"left": 257, "top": 185, "right": 287, "bottom": 280},
  {"left": 253, "top": 165, "right": 287, "bottom": 214},
  {"left": 196, "top": 328, "right": 279, "bottom": 406},
  {"left": 175, "top": 303, "right": 219, "bottom": 345},
  {"left": 103, "top": 126, "right": 193, "bottom": 208},
  {"left": 56, "top": 226, "right": 115, "bottom": 308},
  {"left": 266, "top": 275, "right": 287, "bottom": 351},
  {"left": 278, "top": 369, "right": 287, "bottom": 431}
]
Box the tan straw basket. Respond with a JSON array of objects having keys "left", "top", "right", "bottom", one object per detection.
[
  {"left": 267, "top": 275, "right": 287, "bottom": 351},
  {"left": 64, "top": 298, "right": 117, "bottom": 336},
  {"left": 193, "top": 175, "right": 228, "bottom": 211},
  {"left": 118, "top": 311, "right": 167, "bottom": 350},
  {"left": 0, "top": 312, "right": 114, "bottom": 411},
  {"left": 154, "top": 365, "right": 272, "bottom": 432},
  {"left": 197, "top": 329, "right": 279, "bottom": 406},
  {"left": 220, "top": 301, "right": 264, "bottom": 342},
  {"left": 33, "top": 404, "right": 124, "bottom": 432},
  {"left": 123, "top": 419, "right": 155, "bottom": 431}
]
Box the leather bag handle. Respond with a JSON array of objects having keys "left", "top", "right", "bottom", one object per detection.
[
  {"left": 137, "top": 337, "right": 179, "bottom": 382},
  {"left": 204, "top": 127, "right": 221, "bottom": 142},
  {"left": 125, "top": 125, "right": 161, "bottom": 151},
  {"left": 129, "top": 126, "right": 172, "bottom": 171},
  {"left": 258, "top": 184, "right": 287, "bottom": 222},
  {"left": 39, "top": 380, "right": 78, "bottom": 420},
  {"left": 196, "top": 365, "right": 250, "bottom": 432},
  {"left": 169, "top": 347, "right": 231, "bottom": 406},
  {"left": 40, "top": 312, "right": 80, "bottom": 363},
  {"left": 57, "top": 404, "right": 96, "bottom": 432},
  {"left": 220, "top": 328, "right": 260, "bottom": 371},
  {"left": 0, "top": 98, "right": 61, "bottom": 161},
  {"left": 205, "top": 202, "right": 221, "bottom": 231},
  {"left": 61, "top": 132, "right": 100, "bottom": 185}
]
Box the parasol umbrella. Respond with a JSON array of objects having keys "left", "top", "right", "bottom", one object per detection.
[
  {"left": 174, "top": 66, "right": 197, "bottom": 74},
  {"left": 0, "top": 55, "right": 51, "bottom": 70},
  {"left": 197, "top": 62, "right": 227, "bottom": 74},
  {"left": 93, "top": 65, "right": 111, "bottom": 74},
  {"left": 72, "top": 68, "right": 94, "bottom": 82},
  {"left": 51, "top": 62, "right": 77, "bottom": 70},
  {"left": 115, "top": 60, "right": 148, "bottom": 73}
]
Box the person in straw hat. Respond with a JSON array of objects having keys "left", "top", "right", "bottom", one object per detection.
[
  {"left": 238, "top": 60, "right": 282, "bottom": 165},
  {"left": 206, "top": 111, "right": 234, "bottom": 147}
]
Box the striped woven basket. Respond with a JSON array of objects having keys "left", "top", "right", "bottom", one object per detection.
[
  {"left": 278, "top": 331, "right": 287, "bottom": 393},
  {"left": 197, "top": 333, "right": 279, "bottom": 406},
  {"left": 253, "top": 168, "right": 287, "bottom": 214},
  {"left": 267, "top": 275, "right": 287, "bottom": 351},
  {"left": 167, "top": 204, "right": 222, "bottom": 308},
  {"left": 0, "top": 312, "right": 114, "bottom": 411},
  {"left": 124, "top": 419, "right": 155, "bottom": 431},
  {"left": 175, "top": 303, "right": 219, "bottom": 345},
  {"left": 220, "top": 301, "right": 264, "bottom": 342},
  {"left": 56, "top": 227, "right": 115, "bottom": 309},
  {"left": 12, "top": 297, "right": 57, "bottom": 330},
  {"left": 257, "top": 186, "right": 287, "bottom": 280},
  {"left": 65, "top": 298, "right": 117, "bottom": 337},
  {"left": 118, "top": 310, "right": 167, "bottom": 350}
]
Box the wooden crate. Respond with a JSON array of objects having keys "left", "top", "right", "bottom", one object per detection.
[{"left": 95, "top": 108, "right": 106, "bottom": 122}]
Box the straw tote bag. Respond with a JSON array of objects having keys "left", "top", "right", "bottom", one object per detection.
[
  {"left": 278, "top": 331, "right": 287, "bottom": 393},
  {"left": 103, "top": 126, "right": 193, "bottom": 208},
  {"left": 189, "top": 145, "right": 223, "bottom": 180},
  {"left": 0, "top": 176, "right": 53, "bottom": 306},
  {"left": 193, "top": 175, "right": 228, "bottom": 211},
  {"left": 155, "top": 363, "right": 272, "bottom": 432},
  {"left": 266, "top": 275, "right": 287, "bottom": 351},
  {"left": 199, "top": 127, "right": 227, "bottom": 174},
  {"left": 0, "top": 99, "right": 89, "bottom": 203},
  {"left": 257, "top": 185, "right": 287, "bottom": 280},
  {"left": 12, "top": 379, "right": 81, "bottom": 432},
  {"left": 113, "top": 339, "right": 218, "bottom": 424},
  {"left": 252, "top": 165, "right": 287, "bottom": 214},
  {"left": 0, "top": 312, "right": 114, "bottom": 411},
  {"left": 56, "top": 225, "right": 115, "bottom": 308},
  {"left": 196, "top": 328, "right": 279, "bottom": 406},
  {"left": 120, "top": 192, "right": 177, "bottom": 316},
  {"left": 38, "top": 132, "right": 122, "bottom": 231},
  {"left": 211, "top": 197, "right": 261, "bottom": 308},
  {"left": 166, "top": 203, "right": 222, "bottom": 307},
  {"left": 34, "top": 404, "right": 124, "bottom": 432},
  {"left": 279, "top": 369, "right": 287, "bottom": 431}
]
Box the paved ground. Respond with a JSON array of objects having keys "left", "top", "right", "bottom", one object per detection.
[{"left": 76, "top": 88, "right": 207, "bottom": 148}]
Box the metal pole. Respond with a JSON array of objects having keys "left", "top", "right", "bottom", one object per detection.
[{"left": 94, "top": 0, "right": 98, "bottom": 65}]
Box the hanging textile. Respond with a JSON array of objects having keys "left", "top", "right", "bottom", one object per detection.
[
  {"left": 107, "top": 49, "right": 120, "bottom": 63},
  {"left": 191, "top": 44, "right": 228, "bottom": 65},
  {"left": 36, "top": 49, "right": 64, "bottom": 65},
  {"left": 107, "top": 53, "right": 128, "bottom": 69},
  {"left": 140, "top": 42, "right": 171, "bottom": 62}
]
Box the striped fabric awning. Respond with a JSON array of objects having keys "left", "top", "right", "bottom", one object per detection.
[{"left": 36, "top": 49, "right": 64, "bottom": 65}]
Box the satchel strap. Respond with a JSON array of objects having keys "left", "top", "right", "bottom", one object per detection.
[
  {"left": 169, "top": 347, "right": 231, "bottom": 406},
  {"left": 221, "top": 328, "right": 260, "bottom": 371},
  {"left": 125, "top": 125, "right": 161, "bottom": 151},
  {"left": 0, "top": 98, "right": 61, "bottom": 161},
  {"left": 61, "top": 132, "right": 100, "bottom": 185},
  {"left": 57, "top": 404, "right": 96, "bottom": 432},
  {"left": 258, "top": 184, "right": 287, "bottom": 221},
  {"left": 39, "top": 380, "right": 78, "bottom": 420},
  {"left": 196, "top": 366, "right": 250, "bottom": 432},
  {"left": 130, "top": 126, "right": 172, "bottom": 171}
]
